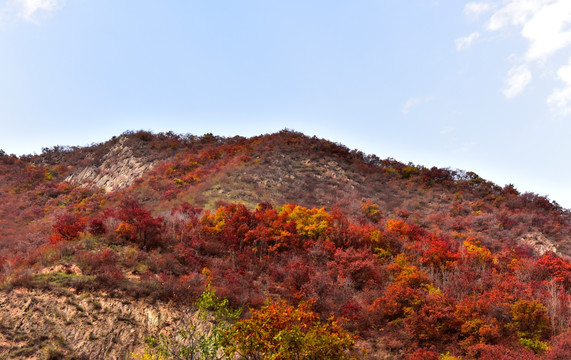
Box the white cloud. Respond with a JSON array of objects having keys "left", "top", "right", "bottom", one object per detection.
[
  {"left": 465, "top": 0, "right": 571, "bottom": 105},
  {"left": 455, "top": 32, "right": 480, "bottom": 51},
  {"left": 1, "top": 0, "right": 63, "bottom": 24},
  {"left": 485, "top": 0, "right": 571, "bottom": 62},
  {"left": 465, "top": 2, "right": 496, "bottom": 19},
  {"left": 485, "top": 1, "right": 548, "bottom": 31},
  {"left": 503, "top": 64, "right": 532, "bottom": 98},
  {"left": 547, "top": 57, "right": 571, "bottom": 114},
  {"left": 521, "top": 1, "right": 571, "bottom": 62}
]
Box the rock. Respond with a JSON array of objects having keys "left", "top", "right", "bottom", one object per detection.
[
  {"left": 64, "top": 137, "right": 155, "bottom": 192},
  {"left": 518, "top": 231, "right": 557, "bottom": 256},
  {"left": 0, "top": 289, "right": 197, "bottom": 359}
]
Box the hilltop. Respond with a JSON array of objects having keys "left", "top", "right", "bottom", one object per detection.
[
  {"left": 0, "top": 130, "right": 570, "bottom": 359},
  {"left": 2, "top": 130, "right": 569, "bottom": 257}
]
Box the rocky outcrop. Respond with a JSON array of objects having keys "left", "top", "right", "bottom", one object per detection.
[
  {"left": 0, "top": 288, "right": 195, "bottom": 359},
  {"left": 518, "top": 231, "right": 558, "bottom": 256},
  {"left": 65, "top": 137, "right": 155, "bottom": 193}
]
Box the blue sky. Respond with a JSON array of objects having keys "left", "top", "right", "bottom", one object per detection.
[{"left": 1, "top": 1, "right": 570, "bottom": 208}]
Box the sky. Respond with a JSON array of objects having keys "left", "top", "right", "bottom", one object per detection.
[{"left": 0, "top": 1, "right": 570, "bottom": 209}]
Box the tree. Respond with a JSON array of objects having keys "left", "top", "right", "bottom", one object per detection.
[
  {"left": 511, "top": 299, "right": 551, "bottom": 353},
  {"left": 534, "top": 253, "right": 571, "bottom": 290},
  {"left": 115, "top": 198, "right": 164, "bottom": 249},
  {"left": 135, "top": 274, "right": 241, "bottom": 360},
  {"left": 282, "top": 204, "right": 332, "bottom": 241},
  {"left": 49, "top": 213, "right": 87, "bottom": 244},
  {"left": 404, "top": 292, "right": 460, "bottom": 348},
  {"left": 226, "top": 299, "right": 356, "bottom": 360},
  {"left": 360, "top": 200, "right": 382, "bottom": 223}
]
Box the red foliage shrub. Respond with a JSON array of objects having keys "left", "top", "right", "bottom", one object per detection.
[
  {"left": 173, "top": 243, "right": 203, "bottom": 271},
  {"left": 340, "top": 299, "right": 369, "bottom": 332},
  {"left": 115, "top": 198, "right": 164, "bottom": 249},
  {"left": 405, "top": 346, "right": 440, "bottom": 360},
  {"left": 404, "top": 292, "right": 460, "bottom": 348},
  {"left": 534, "top": 252, "right": 571, "bottom": 289},
  {"left": 158, "top": 272, "right": 204, "bottom": 304},
  {"left": 76, "top": 249, "right": 120, "bottom": 274},
  {"left": 147, "top": 252, "right": 185, "bottom": 276},
  {"left": 168, "top": 202, "right": 202, "bottom": 244},
  {"left": 88, "top": 218, "right": 106, "bottom": 236},
  {"left": 544, "top": 331, "right": 571, "bottom": 360},
  {"left": 328, "top": 247, "right": 386, "bottom": 290},
  {"left": 49, "top": 213, "right": 87, "bottom": 244},
  {"left": 464, "top": 343, "right": 537, "bottom": 360},
  {"left": 76, "top": 249, "right": 124, "bottom": 288},
  {"left": 369, "top": 285, "right": 427, "bottom": 323}
]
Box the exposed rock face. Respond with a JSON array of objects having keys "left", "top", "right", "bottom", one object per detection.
[
  {"left": 65, "top": 137, "right": 155, "bottom": 192},
  {"left": 518, "top": 231, "right": 558, "bottom": 256},
  {"left": 0, "top": 288, "right": 194, "bottom": 359}
]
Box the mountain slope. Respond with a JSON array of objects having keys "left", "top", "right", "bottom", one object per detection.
[
  {"left": 0, "top": 130, "right": 570, "bottom": 359},
  {"left": 2, "top": 130, "right": 569, "bottom": 258}
]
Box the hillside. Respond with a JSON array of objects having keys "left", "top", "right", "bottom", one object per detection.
[{"left": 0, "top": 130, "right": 570, "bottom": 359}]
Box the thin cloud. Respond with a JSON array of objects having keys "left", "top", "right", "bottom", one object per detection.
[
  {"left": 440, "top": 127, "right": 454, "bottom": 135},
  {"left": 455, "top": 141, "right": 476, "bottom": 153},
  {"left": 402, "top": 98, "right": 421, "bottom": 115},
  {"left": 547, "top": 57, "right": 571, "bottom": 114},
  {"left": 1, "top": 0, "right": 64, "bottom": 24},
  {"left": 465, "top": 2, "right": 496, "bottom": 19},
  {"left": 402, "top": 97, "right": 432, "bottom": 115},
  {"left": 503, "top": 64, "right": 532, "bottom": 99},
  {"left": 455, "top": 32, "right": 479, "bottom": 51}
]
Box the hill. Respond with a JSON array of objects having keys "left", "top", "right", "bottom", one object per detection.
[{"left": 0, "top": 130, "right": 570, "bottom": 359}]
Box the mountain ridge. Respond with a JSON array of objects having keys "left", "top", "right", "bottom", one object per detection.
[{"left": 4, "top": 129, "right": 568, "bottom": 256}]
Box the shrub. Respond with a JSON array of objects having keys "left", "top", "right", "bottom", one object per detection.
[
  {"left": 49, "top": 213, "right": 87, "bottom": 244},
  {"left": 226, "top": 299, "right": 356, "bottom": 360}
]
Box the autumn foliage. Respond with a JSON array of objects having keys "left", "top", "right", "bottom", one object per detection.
[
  {"left": 227, "top": 299, "right": 355, "bottom": 359},
  {"left": 49, "top": 213, "right": 87, "bottom": 244},
  {"left": 0, "top": 130, "right": 570, "bottom": 359},
  {"left": 19, "top": 199, "right": 570, "bottom": 358}
]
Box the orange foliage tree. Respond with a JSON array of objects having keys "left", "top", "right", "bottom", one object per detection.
[{"left": 226, "top": 299, "right": 356, "bottom": 360}]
